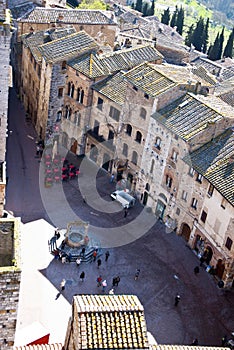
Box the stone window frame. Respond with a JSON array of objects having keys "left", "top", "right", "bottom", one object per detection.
[
  {"left": 122, "top": 143, "right": 128, "bottom": 157},
  {"left": 191, "top": 197, "right": 198, "bottom": 210},
  {"left": 126, "top": 124, "right": 132, "bottom": 136},
  {"left": 154, "top": 136, "right": 161, "bottom": 150},
  {"left": 225, "top": 237, "right": 233, "bottom": 251},
  {"left": 140, "top": 107, "right": 146, "bottom": 119},
  {"left": 135, "top": 131, "right": 142, "bottom": 144},
  {"left": 131, "top": 150, "right": 138, "bottom": 165}
]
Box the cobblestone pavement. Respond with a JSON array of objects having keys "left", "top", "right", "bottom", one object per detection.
[{"left": 6, "top": 89, "right": 234, "bottom": 347}]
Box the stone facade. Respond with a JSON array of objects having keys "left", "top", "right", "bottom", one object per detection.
[{"left": 0, "top": 217, "right": 22, "bottom": 349}]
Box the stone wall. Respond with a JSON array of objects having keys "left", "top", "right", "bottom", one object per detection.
[{"left": 0, "top": 270, "right": 21, "bottom": 349}]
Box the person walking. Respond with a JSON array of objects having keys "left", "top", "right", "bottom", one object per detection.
[
  {"left": 112, "top": 277, "right": 116, "bottom": 287},
  {"left": 81, "top": 247, "right": 85, "bottom": 258},
  {"left": 105, "top": 251, "right": 110, "bottom": 262},
  {"left": 76, "top": 257, "right": 81, "bottom": 267},
  {"left": 124, "top": 207, "right": 128, "bottom": 218},
  {"left": 191, "top": 339, "right": 198, "bottom": 346},
  {"left": 93, "top": 250, "right": 97, "bottom": 262},
  {"left": 109, "top": 288, "right": 115, "bottom": 295},
  {"left": 80, "top": 271, "right": 85, "bottom": 282},
  {"left": 97, "top": 258, "right": 102, "bottom": 269},
  {"left": 194, "top": 266, "right": 200, "bottom": 275},
  {"left": 60, "top": 279, "right": 66, "bottom": 291},
  {"left": 97, "top": 275, "right": 102, "bottom": 287},
  {"left": 174, "top": 294, "right": 181, "bottom": 306},
  {"left": 110, "top": 174, "right": 114, "bottom": 183},
  {"left": 134, "top": 269, "right": 140, "bottom": 280},
  {"left": 115, "top": 276, "right": 120, "bottom": 286},
  {"left": 102, "top": 280, "right": 107, "bottom": 292}
]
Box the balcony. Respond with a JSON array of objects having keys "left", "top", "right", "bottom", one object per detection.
[{"left": 87, "top": 130, "right": 116, "bottom": 152}]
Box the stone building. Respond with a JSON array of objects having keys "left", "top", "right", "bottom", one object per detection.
[
  {"left": 182, "top": 129, "right": 234, "bottom": 288},
  {"left": 0, "top": 216, "right": 22, "bottom": 349},
  {"left": 64, "top": 294, "right": 149, "bottom": 350},
  {"left": 20, "top": 27, "right": 98, "bottom": 139},
  {"left": 0, "top": 1, "right": 12, "bottom": 216},
  {"left": 61, "top": 45, "right": 163, "bottom": 156},
  {"left": 139, "top": 93, "right": 234, "bottom": 287}
]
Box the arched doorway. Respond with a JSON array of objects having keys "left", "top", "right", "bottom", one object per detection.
[
  {"left": 155, "top": 199, "right": 166, "bottom": 219},
  {"left": 143, "top": 191, "right": 148, "bottom": 205},
  {"left": 180, "top": 223, "right": 191, "bottom": 242},
  {"left": 70, "top": 139, "right": 78, "bottom": 154},
  {"left": 216, "top": 259, "right": 225, "bottom": 279},
  {"left": 203, "top": 246, "right": 213, "bottom": 265},
  {"left": 102, "top": 153, "right": 110, "bottom": 171}
]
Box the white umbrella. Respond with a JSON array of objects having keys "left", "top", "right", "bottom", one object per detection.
[{"left": 52, "top": 140, "right": 58, "bottom": 161}]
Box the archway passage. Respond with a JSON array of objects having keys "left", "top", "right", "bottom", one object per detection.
[
  {"left": 216, "top": 259, "right": 225, "bottom": 279},
  {"left": 203, "top": 246, "right": 213, "bottom": 265},
  {"left": 180, "top": 223, "right": 191, "bottom": 242},
  {"left": 143, "top": 191, "right": 148, "bottom": 206},
  {"left": 102, "top": 153, "right": 110, "bottom": 171},
  {"left": 155, "top": 199, "right": 166, "bottom": 219},
  {"left": 70, "top": 139, "right": 78, "bottom": 154}
]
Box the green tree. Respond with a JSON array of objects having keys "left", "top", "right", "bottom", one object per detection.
[
  {"left": 142, "top": 2, "right": 148, "bottom": 16},
  {"left": 208, "top": 32, "right": 220, "bottom": 61},
  {"left": 218, "top": 26, "right": 225, "bottom": 59},
  {"left": 223, "top": 28, "right": 234, "bottom": 58},
  {"left": 192, "top": 17, "right": 205, "bottom": 52},
  {"left": 78, "top": 0, "right": 106, "bottom": 9},
  {"left": 185, "top": 23, "right": 194, "bottom": 47},
  {"left": 201, "top": 17, "right": 209, "bottom": 53},
  {"left": 170, "top": 5, "right": 178, "bottom": 28},
  {"left": 135, "top": 0, "right": 143, "bottom": 12},
  {"left": 147, "top": 0, "right": 155, "bottom": 16},
  {"left": 176, "top": 6, "right": 184, "bottom": 35},
  {"left": 161, "top": 7, "right": 170, "bottom": 25}
]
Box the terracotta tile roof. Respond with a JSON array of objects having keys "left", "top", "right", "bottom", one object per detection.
[
  {"left": 192, "top": 57, "right": 222, "bottom": 76},
  {"left": 92, "top": 72, "right": 127, "bottom": 105},
  {"left": 73, "top": 294, "right": 149, "bottom": 349},
  {"left": 38, "top": 31, "right": 98, "bottom": 63},
  {"left": 183, "top": 128, "right": 234, "bottom": 206},
  {"left": 123, "top": 62, "right": 176, "bottom": 97},
  {"left": 153, "top": 64, "right": 216, "bottom": 86},
  {"left": 153, "top": 93, "right": 226, "bottom": 141},
  {"left": 68, "top": 45, "right": 162, "bottom": 78},
  {"left": 14, "top": 344, "right": 63, "bottom": 350},
  {"left": 18, "top": 7, "right": 116, "bottom": 25},
  {"left": 151, "top": 346, "right": 231, "bottom": 350},
  {"left": 21, "top": 26, "right": 76, "bottom": 62}
]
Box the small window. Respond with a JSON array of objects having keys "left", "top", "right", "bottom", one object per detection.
[
  {"left": 122, "top": 143, "right": 128, "bottom": 157},
  {"left": 150, "top": 159, "right": 155, "bottom": 174},
  {"left": 109, "top": 106, "right": 120, "bottom": 122},
  {"left": 189, "top": 167, "right": 195, "bottom": 177},
  {"left": 182, "top": 190, "right": 187, "bottom": 201},
  {"left": 225, "top": 237, "right": 233, "bottom": 251},
  {"left": 58, "top": 87, "right": 63, "bottom": 98},
  {"left": 191, "top": 198, "right": 198, "bottom": 209},
  {"left": 133, "top": 86, "right": 138, "bottom": 91},
  {"left": 61, "top": 61, "right": 66, "bottom": 70},
  {"left": 207, "top": 184, "right": 214, "bottom": 197},
  {"left": 176, "top": 208, "right": 180, "bottom": 215},
  {"left": 126, "top": 124, "right": 132, "bottom": 136},
  {"left": 145, "top": 183, "right": 150, "bottom": 191},
  {"left": 196, "top": 173, "right": 203, "bottom": 183},
  {"left": 171, "top": 150, "right": 178, "bottom": 162},
  {"left": 97, "top": 97, "right": 103, "bottom": 111},
  {"left": 140, "top": 107, "right": 146, "bottom": 119},
  {"left": 166, "top": 175, "right": 172, "bottom": 188},
  {"left": 135, "top": 131, "right": 142, "bottom": 144},
  {"left": 131, "top": 151, "right": 138, "bottom": 165},
  {"left": 155, "top": 137, "right": 161, "bottom": 150},
  {"left": 144, "top": 93, "right": 149, "bottom": 99},
  {"left": 200, "top": 210, "right": 207, "bottom": 223}
]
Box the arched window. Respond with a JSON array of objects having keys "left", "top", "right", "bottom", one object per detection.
[
  {"left": 74, "top": 111, "right": 81, "bottom": 126},
  {"left": 71, "top": 84, "right": 75, "bottom": 98},
  {"left": 65, "top": 106, "right": 71, "bottom": 120},
  {"left": 166, "top": 175, "right": 172, "bottom": 188},
  {"left": 122, "top": 143, "right": 128, "bottom": 157},
  {"left": 145, "top": 183, "right": 150, "bottom": 191},
  {"left": 67, "top": 82, "right": 71, "bottom": 96},
  {"left": 135, "top": 131, "right": 142, "bottom": 143},
  {"left": 56, "top": 111, "right": 62, "bottom": 122},
  {"left": 126, "top": 124, "right": 132, "bottom": 136},
  {"left": 61, "top": 61, "right": 66, "bottom": 70},
  {"left": 150, "top": 159, "right": 155, "bottom": 174},
  {"left": 155, "top": 137, "right": 161, "bottom": 150},
  {"left": 131, "top": 151, "right": 138, "bottom": 165},
  {"left": 140, "top": 107, "right": 146, "bottom": 119},
  {"left": 77, "top": 88, "right": 84, "bottom": 104}
]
